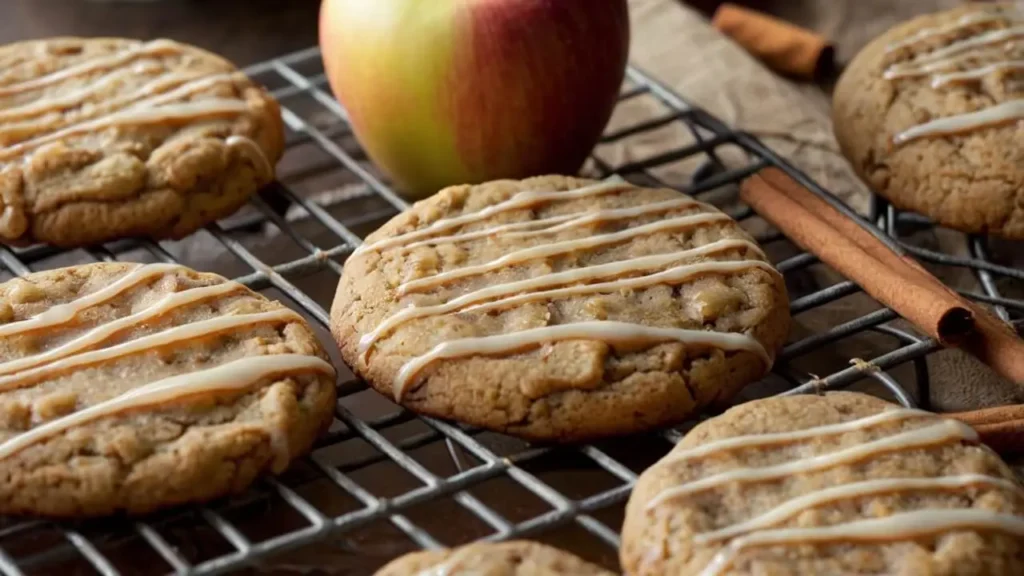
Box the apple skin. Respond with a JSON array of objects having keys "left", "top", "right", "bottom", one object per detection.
[{"left": 319, "top": 0, "right": 630, "bottom": 199}]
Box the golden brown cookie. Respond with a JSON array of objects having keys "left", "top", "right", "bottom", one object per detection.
[
  {"left": 621, "top": 392, "right": 1024, "bottom": 576},
  {"left": 0, "top": 262, "right": 336, "bottom": 517},
  {"left": 834, "top": 4, "right": 1024, "bottom": 238},
  {"left": 374, "top": 541, "right": 614, "bottom": 576},
  {"left": 0, "top": 37, "right": 284, "bottom": 247},
  {"left": 330, "top": 175, "right": 789, "bottom": 442}
]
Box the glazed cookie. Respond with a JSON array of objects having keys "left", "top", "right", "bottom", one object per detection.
[
  {"left": 0, "top": 262, "right": 336, "bottom": 517},
  {"left": 0, "top": 37, "right": 284, "bottom": 247},
  {"left": 331, "top": 175, "right": 789, "bottom": 442},
  {"left": 834, "top": 4, "right": 1024, "bottom": 238},
  {"left": 621, "top": 392, "right": 1024, "bottom": 576},
  {"left": 374, "top": 541, "right": 614, "bottom": 576}
]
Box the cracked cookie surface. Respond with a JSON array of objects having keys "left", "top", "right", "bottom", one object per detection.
[
  {"left": 375, "top": 541, "right": 614, "bottom": 576},
  {"left": 834, "top": 3, "right": 1024, "bottom": 238},
  {"left": 0, "top": 262, "right": 336, "bottom": 517},
  {"left": 330, "top": 175, "right": 789, "bottom": 442},
  {"left": 0, "top": 37, "right": 284, "bottom": 247},
  {"left": 622, "top": 392, "right": 1024, "bottom": 576}
]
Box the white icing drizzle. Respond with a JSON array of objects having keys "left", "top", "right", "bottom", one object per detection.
[
  {"left": 393, "top": 321, "right": 771, "bottom": 400},
  {"left": 653, "top": 420, "right": 977, "bottom": 500},
  {"left": 0, "top": 281, "right": 243, "bottom": 376},
  {"left": 226, "top": 135, "right": 273, "bottom": 181},
  {"left": 353, "top": 180, "right": 634, "bottom": 256},
  {"left": 700, "top": 509, "right": 1024, "bottom": 576},
  {"left": 658, "top": 408, "right": 931, "bottom": 466},
  {"left": 884, "top": 10, "right": 1009, "bottom": 54},
  {"left": 0, "top": 98, "right": 249, "bottom": 162},
  {"left": 0, "top": 39, "right": 180, "bottom": 97},
  {"left": 644, "top": 404, "right": 1024, "bottom": 574},
  {"left": 0, "top": 308, "right": 302, "bottom": 393},
  {"left": 883, "top": 52, "right": 980, "bottom": 80},
  {"left": 931, "top": 60, "right": 1024, "bottom": 87},
  {"left": 364, "top": 180, "right": 772, "bottom": 405},
  {"left": 893, "top": 100, "right": 1024, "bottom": 144},
  {"left": 0, "top": 71, "right": 226, "bottom": 147},
  {"left": 358, "top": 238, "right": 764, "bottom": 361},
  {"left": 402, "top": 214, "right": 579, "bottom": 252},
  {"left": 0, "top": 263, "right": 185, "bottom": 337},
  {"left": 0, "top": 39, "right": 258, "bottom": 174},
  {"left": 400, "top": 196, "right": 704, "bottom": 253},
  {"left": 457, "top": 259, "right": 775, "bottom": 314},
  {"left": 0, "top": 66, "right": 144, "bottom": 121},
  {"left": 86, "top": 70, "right": 236, "bottom": 116},
  {"left": 136, "top": 72, "right": 242, "bottom": 108},
  {"left": 0, "top": 354, "right": 334, "bottom": 460},
  {"left": 884, "top": 10, "right": 1024, "bottom": 145},
  {"left": 889, "top": 25, "right": 1024, "bottom": 72},
  {"left": 688, "top": 474, "right": 1024, "bottom": 545},
  {"left": 0, "top": 263, "right": 334, "bottom": 468},
  {"left": 396, "top": 212, "right": 732, "bottom": 296}
]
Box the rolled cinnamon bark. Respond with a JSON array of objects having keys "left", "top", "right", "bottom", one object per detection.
[
  {"left": 740, "top": 169, "right": 973, "bottom": 344},
  {"left": 741, "top": 168, "right": 1024, "bottom": 385},
  {"left": 711, "top": 3, "right": 833, "bottom": 80}
]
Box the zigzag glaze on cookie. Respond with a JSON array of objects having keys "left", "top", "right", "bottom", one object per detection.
[
  {"left": 0, "top": 38, "right": 282, "bottom": 246},
  {"left": 0, "top": 71, "right": 269, "bottom": 177},
  {"left": 355, "top": 181, "right": 775, "bottom": 401},
  {"left": 641, "top": 404, "right": 1024, "bottom": 576},
  {"left": 0, "top": 264, "right": 335, "bottom": 466},
  {"left": 882, "top": 6, "right": 1024, "bottom": 143}
]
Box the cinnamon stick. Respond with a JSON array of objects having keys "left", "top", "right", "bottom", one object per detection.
[
  {"left": 754, "top": 169, "right": 952, "bottom": 296},
  {"left": 949, "top": 405, "right": 1024, "bottom": 456},
  {"left": 740, "top": 168, "right": 1024, "bottom": 384},
  {"left": 711, "top": 3, "right": 834, "bottom": 80},
  {"left": 741, "top": 169, "right": 973, "bottom": 344}
]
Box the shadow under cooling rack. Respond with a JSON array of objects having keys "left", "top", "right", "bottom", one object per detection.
[{"left": 0, "top": 46, "right": 1020, "bottom": 576}]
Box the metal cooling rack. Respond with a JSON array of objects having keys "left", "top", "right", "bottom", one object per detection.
[{"left": 0, "top": 46, "right": 1021, "bottom": 575}]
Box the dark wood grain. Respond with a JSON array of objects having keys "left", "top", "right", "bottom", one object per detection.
[{"left": 0, "top": 0, "right": 319, "bottom": 66}]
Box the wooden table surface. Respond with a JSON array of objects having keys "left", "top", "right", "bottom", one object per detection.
[
  {"left": 0, "top": 0, "right": 788, "bottom": 68},
  {"left": 0, "top": 0, "right": 320, "bottom": 66}
]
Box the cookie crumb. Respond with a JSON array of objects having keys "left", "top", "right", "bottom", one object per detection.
[
  {"left": 32, "top": 391, "right": 78, "bottom": 422},
  {"left": 0, "top": 399, "right": 31, "bottom": 431},
  {"left": 8, "top": 280, "right": 44, "bottom": 304},
  {"left": 0, "top": 300, "right": 13, "bottom": 324},
  {"left": 850, "top": 357, "right": 879, "bottom": 374}
]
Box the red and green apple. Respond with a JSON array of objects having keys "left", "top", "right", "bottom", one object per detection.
[{"left": 320, "top": 0, "right": 631, "bottom": 199}]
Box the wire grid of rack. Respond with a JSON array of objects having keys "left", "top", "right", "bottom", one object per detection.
[{"left": 0, "top": 45, "right": 1021, "bottom": 575}]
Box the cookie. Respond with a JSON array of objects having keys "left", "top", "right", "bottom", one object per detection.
[
  {"left": 0, "top": 37, "right": 284, "bottom": 247},
  {"left": 374, "top": 541, "right": 614, "bottom": 575},
  {"left": 621, "top": 392, "right": 1024, "bottom": 575},
  {"left": 330, "top": 175, "right": 789, "bottom": 442},
  {"left": 0, "top": 262, "right": 336, "bottom": 517},
  {"left": 834, "top": 4, "right": 1024, "bottom": 238}
]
